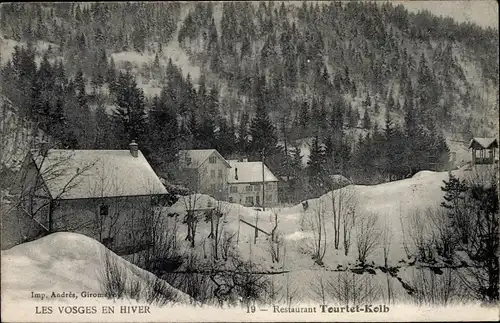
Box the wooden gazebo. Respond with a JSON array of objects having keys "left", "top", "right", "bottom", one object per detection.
[{"left": 469, "top": 137, "right": 498, "bottom": 165}]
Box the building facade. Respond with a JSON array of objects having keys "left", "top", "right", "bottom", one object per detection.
[
  {"left": 12, "top": 142, "right": 168, "bottom": 254},
  {"left": 469, "top": 137, "right": 499, "bottom": 165},
  {"left": 227, "top": 160, "right": 279, "bottom": 207},
  {"left": 177, "top": 150, "right": 280, "bottom": 207},
  {"left": 177, "top": 149, "right": 231, "bottom": 201}
]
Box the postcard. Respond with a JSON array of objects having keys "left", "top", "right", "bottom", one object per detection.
[{"left": 1, "top": 1, "right": 498, "bottom": 322}]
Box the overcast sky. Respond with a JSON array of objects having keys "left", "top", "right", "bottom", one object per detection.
[{"left": 396, "top": 0, "right": 498, "bottom": 29}]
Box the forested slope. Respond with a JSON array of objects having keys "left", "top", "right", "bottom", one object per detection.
[{"left": 1, "top": 2, "right": 498, "bottom": 201}]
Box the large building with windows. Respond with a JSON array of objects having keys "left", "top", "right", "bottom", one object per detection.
[
  {"left": 177, "top": 149, "right": 232, "bottom": 201},
  {"left": 177, "top": 150, "right": 279, "bottom": 207},
  {"left": 226, "top": 159, "right": 279, "bottom": 207},
  {"left": 11, "top": 141, "right": 168, "bottom": 255}
]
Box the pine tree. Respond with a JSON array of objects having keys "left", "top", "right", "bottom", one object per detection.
[
  {"left": 362, "top": 108, "right": 371, "bottom": 129},
  {"left": 216, "top": 117, "right": 236, "bottom": 157},
  {"left": 147, "top": 91, "right": 179, "bottom": 169},
  {"left": 94, "top": 104, "right": 113, "bottom": 149},
  {"left": 111, "top": 71, "right": 147, "bottom": 144},
  {"left": 441, "top": 172, "right": 468, "bottom": 209},
  {"left": 299, "top": 100, "right": 310, "bottom": 130},
  {"left": 307, "top": 135, "right": 327, "bottom": 194},
  {"left": 363, "top": 92, "right": 372, "bottom": 107},
  {"left": 387, "top": 89, "right": 395, "bottom": 112},
  {"left": 238, "top": 111, "right": 249, "bottom": 155},
  {"left": 249, "top": 103, "right": 277, "bottom": 158}
]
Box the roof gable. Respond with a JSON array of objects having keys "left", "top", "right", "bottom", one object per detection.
[
  {"left": 31, "top": 149, "right": 167, "bottom": 200},
  {"left": 227, "top": 161, "right": 279, "bottom": 184},
  {"left": 178, "top": 149, "right": 231, "bottom": 168},
  {"left": 469, "top": 137, "right": 499, "bottom": 149}
]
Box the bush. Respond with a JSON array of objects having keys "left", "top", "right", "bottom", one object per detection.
[{"left": 99, "top": 250, "right": 180, "bottom": 305}]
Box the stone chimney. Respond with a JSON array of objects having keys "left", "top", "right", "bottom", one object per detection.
[{"left": 129, "top": 140, "right": 139, "bottom": 158}]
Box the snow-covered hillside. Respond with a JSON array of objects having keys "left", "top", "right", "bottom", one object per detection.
[
  {"left": 1, "top": 233, "right": 191, "bottom": 311},
  {"left": 163, "top": 165, "right": 498, "bottom": 305},
  {"left": 1, "top": 232, "right": 192, "bottom": 298},
  {"left": 168, "top": 167, "right": 489, "bottom": 268},
  {"left": 2, "top": 167, "right": 498, "bottom": 320}
]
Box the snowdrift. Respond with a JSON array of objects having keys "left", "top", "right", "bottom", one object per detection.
[{"left": 1, "top": 232, "right": 191, "bottom": 305}]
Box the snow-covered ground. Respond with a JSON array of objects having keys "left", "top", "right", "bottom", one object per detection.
[
  {"left": 2, "top": 167, "right": 498, "bottom": 321},
  {"left": 163, "top": 165, "right": 498, "bottom": 304},
  {"left": 1, "top": 232, "right": 192, "bottom": 298},
  {"left": 167, "top": 168, "right": 467, "bottom": 270},
  {"left": 1, "top": 232, "right": 192, "bottom": 321}
]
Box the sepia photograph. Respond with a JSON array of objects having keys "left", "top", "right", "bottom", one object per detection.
[{"left": 0, "top": 1, "right": 498, "bottom": 322}]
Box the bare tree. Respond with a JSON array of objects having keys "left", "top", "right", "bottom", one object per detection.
[
  {"left": 176, "top": 153, "right": 212, "bottom": 249},
  {"left": 339, "top": 187, "right": 358, "bottom": 256},
  {"left": 140, "top": 197, "right": 181, "bottom": 271},
  {"left": 409, "top": 267, "right": 465, "bottom": 306},
  {"left": 453, "top": 174, "right": 499, "bottom": 303},
  {"left": 87, "top": 165, "right": 128, "bottom": 245},
  {"left": 398, "top": 202, "right": 412, "bottom": 259},
  {"left": 356, "top": 212, "right": 381, "bottom": 264},
  {"left": 324, "top": 185, "right": 358, "bottom": 251},
  {"left": 301, "top": 199, "right": 327, "bottom": 265},
  {"left": 309, "top": 275, "right": 328, "bottom": 305},
  {"left": 383, "top": 273, "right": 394, "bottom": 305},
  {"left": 14, "top": 149, "right": 96, "bottom": 232},
  {"left": 326, "top": 272, "right": 381, "bottom": 307},
  {"left": 221, "top": 231, "right": 236, "bottom": 262},
  {"left": 381, "top": 219, "right": 392, "bottom": 268},
  {"left": 406, "top": 209, "right": 435, "bottom": 262},
  {"left": 426, "top": 207, "right": 456, "bottom": 260},
  {"left": 281, "top": 241, "right": 298, "bottom": 307},
  {"left": 268, "top": 208, "right": 283, "bottom": 263},
  {"left": 267, "top": 275, "right": 284, "bottom": 305},
  {"left": 329, "top": 189, "right": 341, "bottom": 250}
]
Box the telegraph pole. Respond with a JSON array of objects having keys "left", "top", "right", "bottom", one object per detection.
[{"left": 262, "top": 148, "right": 265, "bottom": 211}]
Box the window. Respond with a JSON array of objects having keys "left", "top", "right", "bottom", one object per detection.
[
  {"left": 209, "top": 156, "right": 216, "bottom": 164},
  {"left": 253, "top": 184, "right": 261, "bottom": 191},
  {"left": 210, "top": 184, "right": 216, "bottom": 192},
  {"left": 218, "top": 169, "right": 223, "bottom": 178},
  {"left": 210, "top": 170, "right": 215, "bottom": 178},
  {"left": 230, "top": 186, "right": 238, "bottom": 193},
  {"left": 99, "top": 205, "right": 109, "bottom": 216},
  {"left": 245, "top": 196, "right": 254, "bottom": 205},
  {"left": 229, "top": 196, "right": 234, "bottom": 203},
  {"left": 246, "top": 185, "right": 253, "bottom": 192},
  {"left": 186, "top": 157, "right": 192, "bottom": 165}
]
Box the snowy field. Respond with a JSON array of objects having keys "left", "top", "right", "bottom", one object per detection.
[
  {"left": 1, "top": 233, "right": 496, "bottom": 322},
  {"left": 2, "top": 166, "right": 498, "bottom": 321}
]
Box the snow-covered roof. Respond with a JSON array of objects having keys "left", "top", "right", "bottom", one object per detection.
[
  {"left": 178, "top": 149, "right": 231, "bottom": 168},
  {"left": 31, "top": 149, "right": 167, "bottom": 200},
  {"left": 468, "top": 137, "right": 498, "bottom": 149},
  {"left": 227, "top": 161, "right": 279, "bottom": 184}
]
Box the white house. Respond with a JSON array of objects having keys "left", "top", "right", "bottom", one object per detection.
[
  {"left": 12, "top": 141, "right": 168, "bottom": 254},
  {"left": 177, "top": 149, "right": 231, "bottom": 201},
  {"left": 227, "top": 159, "right": 279, "bottom": 207}
]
